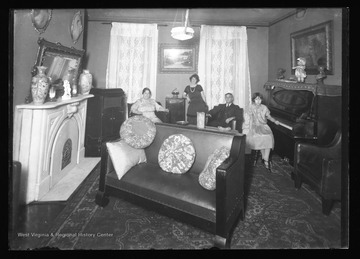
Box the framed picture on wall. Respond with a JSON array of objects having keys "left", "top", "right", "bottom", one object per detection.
[
  {"left": 30, "top": 9, "right": 52, "bottom": 34},
  {"left": 70, "top": 11, "right": 83, "bottom": 44},
  {"left": 290, "top": 20, "right": 333, "bottom": 75},
  {"left": 158, "top": 44, "right": 197, "bottom": 73}
]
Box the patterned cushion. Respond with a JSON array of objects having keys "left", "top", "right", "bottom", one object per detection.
[
  {"left": 106, "top": 140, "right": 147, "bottom": 180},
  {"left": 120, "top": 115, "right": 156, "bottom": 149},
  {"left": 198, "top": 146, "right": 230, "bottom": 190},
  {"left": 158, "top": 134, "right": 196, "bottom": 174}
]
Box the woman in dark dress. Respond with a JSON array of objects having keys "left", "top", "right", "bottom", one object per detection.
[{"left": 183, "top": 74, "right": 208, "bottom": 125}]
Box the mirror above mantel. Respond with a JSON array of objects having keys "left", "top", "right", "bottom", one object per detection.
[{"left": 25, "top": 38, "right": 85, "bottom": 104}]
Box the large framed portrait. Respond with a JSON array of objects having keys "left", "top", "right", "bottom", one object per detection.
[
  {"left": 70, "top": 11, "right": 83, "bottom": 44},
  {"left": 290, "top": 20, "right": 333, "bottom": 75},
  {"left": 30, "top": 9, "right": 52, "bottom": 34},
  {"left": 158, "top": 44, "right": 197, "bottom": 73}
]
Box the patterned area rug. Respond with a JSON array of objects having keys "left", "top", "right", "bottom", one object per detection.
[{"left": 37, "top": 155, "right": 341, "bottom": 249}]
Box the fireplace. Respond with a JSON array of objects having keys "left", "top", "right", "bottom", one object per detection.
[{"left": 13, "top": 95, "right": 99, "bottom": 204}]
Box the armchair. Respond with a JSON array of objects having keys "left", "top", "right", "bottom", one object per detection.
[
  {"left": 127, "top": 101, "right": 170, "bottom": 123},
  {"left": 206, "top": 108, "right": 243, "bottom": 133},
  {"left": 292, "top": 129, "right": 342, "bottom": 215}
]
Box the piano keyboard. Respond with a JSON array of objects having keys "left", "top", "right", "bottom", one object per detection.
[
  {"left": 273, "top": 117, "right": 294, "bottom": 130},
  {"left": 278, "top": 121, "right": 293, "bottom": 130}
]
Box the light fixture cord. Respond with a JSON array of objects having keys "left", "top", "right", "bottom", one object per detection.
[
  {"left": 172, "top": 9, "right": 179, "bottom": 28},
  {"left": 184, "top": 9, "right": 190, "bottom": 33}
]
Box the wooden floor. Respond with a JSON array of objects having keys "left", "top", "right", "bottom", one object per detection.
[
  {"left": 9, "top": 159, "right": 101, "bottom": 250},
  {"left": 9, "top": 201, "right": 66, "bottom": 250}
]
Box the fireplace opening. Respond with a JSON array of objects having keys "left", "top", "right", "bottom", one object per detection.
[
  {"left": 62, "top": 139, "right": 72, "bottom": 170},
  {"left": 49, "top": 117, "right": 79, "bottom": 189}
]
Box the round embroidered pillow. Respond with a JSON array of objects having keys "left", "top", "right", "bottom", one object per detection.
[
  {"left": 158, "top": 134, "right": 196, "bottom": 174},
  {"left": 120, "top": 115, "right": 156, "bottom": 149}
]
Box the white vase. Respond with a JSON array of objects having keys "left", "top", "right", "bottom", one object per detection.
[
  {"left": 79, "top": 69, "right": 93, "bottom": 95},
  {"left": 197, "top": 112, "right": 205, "bottom": 129},
  {"left": 31, "top": 66, "right": 50, "bottom": 105}
]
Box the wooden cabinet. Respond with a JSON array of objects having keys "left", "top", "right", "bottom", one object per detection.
[
  {"left": 85, "top": 88, "right": 127, "bottom": 157},
  {"left": 165, "top": 97, "right": 186, "bottom": 123}
]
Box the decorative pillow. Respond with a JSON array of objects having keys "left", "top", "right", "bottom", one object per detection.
[
  {"left": 120, "top": 115, "right": 156, "bottom": 149},
  {"left": 158, "top": 134, "right": 196, "bottom": 174},
  {"left": 198, "top": 146, "right": 230, "bottom": 190},
  {"left": 106, "top": 139, "right": 147, "bottom": 180}
]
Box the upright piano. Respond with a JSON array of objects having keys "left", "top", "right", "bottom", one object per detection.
[{"left": 263, "top": 80, "right": 342, "bottom": 165}]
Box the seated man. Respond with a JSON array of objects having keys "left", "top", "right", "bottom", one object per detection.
[{"left": 206, "top": 93, "right": 243, "bottom": 132}]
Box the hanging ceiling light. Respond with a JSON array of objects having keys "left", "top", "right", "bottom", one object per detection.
[{"left": 171, "top": 9, "right": 194, "bottom": 41}]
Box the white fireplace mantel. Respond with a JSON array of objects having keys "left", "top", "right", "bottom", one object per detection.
[{"left": 13, "top": 95, "right": 94, "bottom": 204}]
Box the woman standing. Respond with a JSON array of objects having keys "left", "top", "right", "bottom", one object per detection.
[
  {"left": 245, "top": 92, "right": 280, "bottom": 172},
  {"left": 131, "top": 88, "right": 168, "bottom": 123},
  {"left": 183, "top": 74, "right": 208, "bottom": 125}
]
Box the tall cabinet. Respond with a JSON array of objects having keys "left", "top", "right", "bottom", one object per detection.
[
  {"left": 165, "top": 97, "right": 186, "bottom": 123},
  {"left": 85, "top": 88, "right": 127, "bottom": 157}
]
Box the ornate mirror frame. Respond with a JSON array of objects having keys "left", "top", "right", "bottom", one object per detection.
[
  {"left": 25, "top": 37, "right": 85, "bottom": 103},
  {"left": 30, "top": 9, "right": 52, "bottom": 34}
]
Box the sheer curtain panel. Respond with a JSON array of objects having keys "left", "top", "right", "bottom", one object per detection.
[
  {"left": 198, "top": 25, "right": 252, "bottom": 112},
  {"left": 106, "top": 23, "right": 158, "bottom": 103}
]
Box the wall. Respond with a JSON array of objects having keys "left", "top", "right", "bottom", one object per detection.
[
  {"left": 156, "top": 25, "right": 201, "bottom": 107},
  {"left": 247, "top": 27, "right": 269, "bottom": 96},
  {"left": 12, "top": 9, "right": 85, "bottom": 112},
  {"left": 86, "top": 21, "right": 269, "bottom": 107},
  {"left": 268, "top": 8, "right": 342, "bottom": 86},
  {"left": 84, "top": 21, "right": 111, "bottom": 89},
  {"left": 13, "top": 9, "right": 344, "bottom": 112},
  {"left": 85, "top": 22, "right": 202, "bottom": 106}
]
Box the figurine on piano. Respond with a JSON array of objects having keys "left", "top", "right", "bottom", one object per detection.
[
  {"left": 293, "top": 57, "right": 307, "bottom": 83},
  {"left": 277, "top": 68, "right": 286, "bottom": 80},
  {"left": 243, "top": 92, "right": 280, "bottom": 172},
  {"left": 316, "top": 65, "right": 327, "bottom": 85}
]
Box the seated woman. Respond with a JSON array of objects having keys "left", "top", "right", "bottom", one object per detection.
[
  {"left": 244, "top": 92, "right": 280, "bottom": 172},
  {"left": 130, "top": 87, "right": 169, "bottom": 123}
]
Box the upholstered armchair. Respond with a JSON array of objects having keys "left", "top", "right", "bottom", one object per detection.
[
  {"left": 127, "top": 102, "right": 170, "bottom": 123},
  {"left": 206, "top": 108, "right": 243, "bottom": 133},
  {"left": 292, "top": 129, "right": 342, "bottom": 215}
]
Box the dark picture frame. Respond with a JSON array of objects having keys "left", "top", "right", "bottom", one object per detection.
[
  {"left": 158, "top": 44, "right": 197, "bottom": 73},
  {"left": 290, "top": 20, "right": 333, "bottom": 75}
]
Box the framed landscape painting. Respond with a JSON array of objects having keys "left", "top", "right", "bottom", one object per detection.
[
  {"left": 159, "top": 44, "right": 197, "bottom": 73},
  {"left": 291, "top": 20, "right": 333, "bottom": 75}
]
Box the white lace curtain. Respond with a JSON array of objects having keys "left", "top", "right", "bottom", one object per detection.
[
  {"left": 198, "top": 25, "right": 252, "bottom": 112},
  {"left": 106, "top": 22, "right": 158, "bottom": 103}
]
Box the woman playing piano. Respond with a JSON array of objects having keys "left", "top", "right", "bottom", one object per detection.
[{"left": 244, "top": 92, "right": 280, "bottom": 172}]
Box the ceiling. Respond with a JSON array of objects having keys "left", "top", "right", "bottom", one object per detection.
[{"left": 86, "top": 8, "right": 298, "bottom": 27}]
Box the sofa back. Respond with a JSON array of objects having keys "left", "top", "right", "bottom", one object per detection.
[{"left": 145, "top": 123, "right": 240, "bottom": 175}]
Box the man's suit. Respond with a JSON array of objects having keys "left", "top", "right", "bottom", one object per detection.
[{"left": 207, "top": 103, "right": 243, "bottom": 131}]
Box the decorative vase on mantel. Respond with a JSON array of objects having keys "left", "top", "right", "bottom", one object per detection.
[
  {"left": 79, "top": 69, "right": 93, "bottom": 95},
  {"left": 31, "top": 66, "right": 50, "bottom": 105}
]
